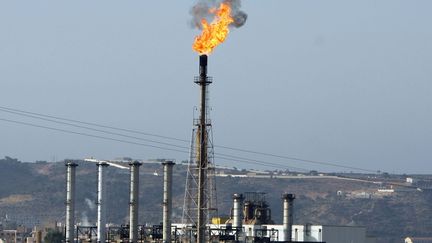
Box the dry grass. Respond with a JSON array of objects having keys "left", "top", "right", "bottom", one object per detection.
[{"left": 0, "top": 194, "right": 33, "bottom": 206}]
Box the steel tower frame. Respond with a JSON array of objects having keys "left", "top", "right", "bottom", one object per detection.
[{"left": 182, "top": 55, "right": 218, "bottom": 243}]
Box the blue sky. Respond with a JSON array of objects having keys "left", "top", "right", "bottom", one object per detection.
[{"left": 0, "top": 1, "right": 431, "bottom": 173}]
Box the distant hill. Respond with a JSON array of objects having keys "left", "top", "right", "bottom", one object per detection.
[{"left": 0, "top": 156, "right": 431, "bottom": 243}]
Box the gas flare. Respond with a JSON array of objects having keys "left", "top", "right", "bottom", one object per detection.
[{"left": 192, "top": 3, "right": 234, "bottom": 55}]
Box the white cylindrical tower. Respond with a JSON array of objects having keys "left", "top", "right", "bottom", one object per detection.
[
  {"left": 232, "top": 194, "right": 244, "bottom": 229},
  {"left": 97, "top": 162, "right": 109, "bottom": 243},
  {"left": 129, "top": 161, "right": 142, "bottom": 243},
  {"left": 65, "top": 161, "right": 78, "bottom": 243},
  {"left": 282, "top": 193, "right": 295, "bottom": 242}
]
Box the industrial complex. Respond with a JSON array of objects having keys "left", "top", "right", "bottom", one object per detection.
[
  {"left": 54, "top": 55, "right": 375, "bottom": 243},
  {"left": 0, "top": 1, "right": 430, "bottom": 243}
]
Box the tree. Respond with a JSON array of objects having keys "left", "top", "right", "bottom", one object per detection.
[{"left": 44, "top": 229, "right": 64, "bottom": 243}]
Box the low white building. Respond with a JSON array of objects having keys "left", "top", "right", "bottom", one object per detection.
[
  {"left": 405, "top": 237, "right": 432, "bottom": 243},
  {"left": 245, "top": 224, "right": 367, "bottom": 243}
]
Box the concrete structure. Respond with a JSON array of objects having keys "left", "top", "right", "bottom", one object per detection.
[
  {"left": 1, "top": 229, "right": 18, "bottom": 243},
  {"left": 129, "top": 161, "right": 142, "bottom": 243},
  {"left": 96, "top": 162, "right": 109, "bottom": 243},
  {"left": 65, "top": 161, "right": 78, "bottom": 243},
  {"left": 0, "top": 226, "right": 28, "bottom": 243},
  {"left": 162, "top": 161, "right": 175, "bottom": 243},
  {"left": 377, "top": 189, "right": 395, "bottom": 193},
  {"left": 282, "top": 193, "right": 295, "bottom": 242},
  {"left": 27, "top": 227, "right": 42, "bottom": 243}
]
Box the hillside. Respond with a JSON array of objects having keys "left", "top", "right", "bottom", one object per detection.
[{"left": 0, "top": 157, "right": 431, "bottom": 243}]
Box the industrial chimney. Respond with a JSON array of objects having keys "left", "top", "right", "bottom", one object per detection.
[
  {"left": 232, "top": 194, "right": 244, "bottom": 229},
  {"left": 282, "top": 193, "right": 295, "bottom": 242},
  {"left": 162, "top": 161, "right": 175, "bottom": 243},
  {"left": 129, "top": 161, "right": 142, "bottom": 243},
  {"left": 97, "top": 162, "right": 109, "bottom": 243},
  {"left": 65, "top": 161, "right": 78, "bottom": 243}
]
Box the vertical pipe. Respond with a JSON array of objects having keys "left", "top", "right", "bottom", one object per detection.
[
  {"left": 129, "top": 161, "right": 142, "bottom": 243},
  {"left": 162, "top": 161, "right": 175, "bottom": 243},
  {"left": 97, "top": 162, "right": 109, "bottom": 243},
  {"left": 197, "top": 54, "right": 208, "bottom": 243},
  {"left": 36, "top": 230, "right": 42, "bottom": 243},
  {"left": 282, "top": 193, "right": 295, "bottom": 242},
  {"left": 244, "top": 202, "right": 252, "bottom": 221},
  {"left": 232, "top": 194, "right": 243, "bottom": 229},
  {"left": 65, "top": 161, "right": 78, "bottom": 243}
]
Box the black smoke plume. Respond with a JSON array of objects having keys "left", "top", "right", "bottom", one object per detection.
[{"left": 190, "top": 0, "right": 248, "bottom": 29}]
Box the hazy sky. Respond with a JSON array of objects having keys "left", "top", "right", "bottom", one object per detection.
[{"left": 0, "top": 1, "right": 430, "bottom": 173}]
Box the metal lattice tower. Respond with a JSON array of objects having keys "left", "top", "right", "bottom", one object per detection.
[{"left": 182, "top": 55, "right": 218, "bottom": 243}]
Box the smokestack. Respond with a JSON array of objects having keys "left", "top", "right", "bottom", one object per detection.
[
  {"left": 65, "top": 161, "right": 78, "bottom": 243},
  {"left": 282, "top": 193, "right": 295, "bottom": 242},
  {"left": 97, "top": 162, "right": 109, "bottom": 243},
  {"left": 199, "top": 55, "right": 208, "bottom": 77},
  {"left": 196, "top": 54, "right": 211, "bottom": 243},
  {"left": 232, "top": 194, "right": 243, "bottom": 229},
  {"left": 129, "top": 161, "right": 142, "bottom": 243},
  {"left": 162, "top": 161, "right": 175, "bottom": 243}
]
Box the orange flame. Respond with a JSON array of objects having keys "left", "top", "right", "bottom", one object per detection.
[{"left": 193, "top": 3, "right": 234, "bottom": 55}]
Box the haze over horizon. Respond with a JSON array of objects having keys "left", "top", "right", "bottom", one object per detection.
[{"left": 0, "top": 1, "right": 431, "bottom": 174}]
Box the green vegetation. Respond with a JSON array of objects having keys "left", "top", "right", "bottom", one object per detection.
[{"left": 44, "top": 229, "right": 64, "bottom": 243}]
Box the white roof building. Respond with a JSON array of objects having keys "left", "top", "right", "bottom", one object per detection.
[{"left": 405, "top": 237, "right": 432, "bottom": 243}]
